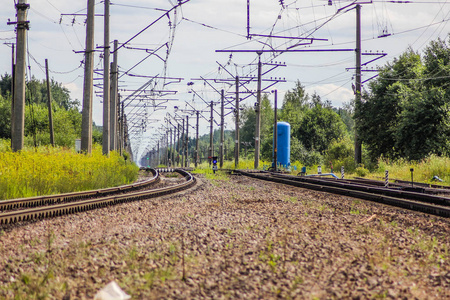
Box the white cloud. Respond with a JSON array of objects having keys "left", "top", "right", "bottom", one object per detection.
[{"left": 307, "top": 83, "right": 354, "bottom": 108}]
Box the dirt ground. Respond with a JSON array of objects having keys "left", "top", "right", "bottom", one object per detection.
[{"left": 0, "top": 173, "right": 449, "bottom": 299}]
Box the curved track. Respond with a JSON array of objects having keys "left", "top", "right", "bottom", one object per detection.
[
  {"left": 0, "top": 168, "right": 196, "bottom": 225},
  {"left": 0, "top": 168, "right": 160, "bottom": 212},
  {"left": 235, "top": 170, "right": 450, "bottom": 218}
]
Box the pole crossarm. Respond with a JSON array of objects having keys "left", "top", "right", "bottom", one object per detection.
[
  {"left": 249, "top": 34, "right": 328, "bottom": 42},
  {"left": 216, "top": 49, "right": 354, "bottom": 53}
]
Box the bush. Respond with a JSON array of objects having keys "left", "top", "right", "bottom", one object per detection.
[
  {"left": 301, "top": 150, "right": 322, "bottom": 166},
  {"left": 355, "top": 166, "right": 369, "bottom": 177},
  {"left": 324, "top": 138, "right": 356, "bottom": 172}
]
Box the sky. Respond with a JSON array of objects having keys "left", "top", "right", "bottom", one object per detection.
[{"left": 1, "top": 0, "right": 449, "bottom": 160}]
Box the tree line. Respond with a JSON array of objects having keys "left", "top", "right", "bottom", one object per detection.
[{"left": 0, "top": 74, "right": 103, "bottom": 148}]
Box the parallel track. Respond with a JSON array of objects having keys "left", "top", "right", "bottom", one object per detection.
[
  {"left": 0, "top": 168, "right": 196, "bottom": 225},
  {"left": 235, "top": 170, "right": 450, "bottom": 218}
]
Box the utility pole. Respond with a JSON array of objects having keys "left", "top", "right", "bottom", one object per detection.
[
  {"left": 354, "top": 4, "right": 362, "bottom": 165},
  {"left": 195, "top": 111, "right": 199, "bottom": 168},
  {"left": 185, "top": 116, "right": 189, "bottom": 167},
  {"left": 157, "top": 141, "right": 160, "bottom": 166},
  {"left": 165, "top": 123, "right": 169, "bottom": 166},
  {"left": 11, "top": 0, "right": 29, "bottom": 152},
  {"left": 220, "top": 89, "right": 225, "bottom": 168},
  {"left": 110, "top": 40, "right": 119, "bottom": 151},
  {"left": 209, "top": 101, "right": 214, "bottom": 164},
  {"left": 254, "top": 53, "right": 262, "bottom": 169},
  {"left": 273, "top": 90, "right": 278, "bottom": 172},
  {"left": 235, "top": 76, "right": 240, "bottom": 168},
  {"left": 181, "top": 118, "right": 185, "bottom": 167},
  {"left": 177, "top": 123, "right": 181, "bottom": 166},
  {"left": 119, "top": 101, "right": 124, "bottom": 155},
  {"left": 169, "top": 128, "right": 172, "bottom": 167},
  {"left": 172, "top": 124, "right": 176, "bottom": 166},
  {"left": 81, "top": 0, "right": 95, "bottom": 154},
  {"left": 45, "top": 59, "right": 55, "bottom": 147},
  {"left": 10, "top": 43, "right": 15, "bottom": 147},
  {"left": 166, "top": 131, "right": 170, "bottom": 165},
  {"left": 102, "top": 0, "right": 110, "bottom": 155}
]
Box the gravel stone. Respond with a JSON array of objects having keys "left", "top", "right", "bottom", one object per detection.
[{"left": 0, "top": 173, "right": 449, "bottom": 299}]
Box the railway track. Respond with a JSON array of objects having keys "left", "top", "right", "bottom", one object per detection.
[
  {"left": 0, "top": 168, "right": 196, "bottom": 225},
  {"left": 235, "top": 170, "right": 450, "bottom": 218}
]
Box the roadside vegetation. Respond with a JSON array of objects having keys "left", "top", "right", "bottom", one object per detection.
[
  {"left": 0, "top": 74, "right": 139, "bottom": 200},
  {"left": 0, "top": 144, "right": 139, "bottom": 200}
]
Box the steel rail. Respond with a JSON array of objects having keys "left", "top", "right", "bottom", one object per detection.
[
  {"left": 235, "top": 170, "right": 450, "bottom": 218},
  {"left": 0, "top": 168, "right": 160, "bottom": 212},
  {"left": 350, "top": 177, "right": 450, "bottom": 194},
  {"left": 269, "top": 173, "right": 450, "bottom": 206},
  {"left": 0, "top": 169, "right": 195, "bottom": 225}
]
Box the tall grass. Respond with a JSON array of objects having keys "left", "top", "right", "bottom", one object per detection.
[
  {"left": 0, "top": 145, "right": 139, "bottom": 200},
  {"left": 372, "top": 155, "right": 450, "bottom": 185}
]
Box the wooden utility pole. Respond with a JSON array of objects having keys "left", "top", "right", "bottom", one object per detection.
[
  {"left": 110, "top": 40, "right": 119, "bottom": 151},
  {"left": 254, "top": 53, "right": 262, "bottom": 169},
  {"left": 354, "top": 4, "right": 362, "bottom": 165},
  {"left": 81, "top": 0, "right": 95, "bottom": 154},
  {"left": 102, "top": 0, "right": 110, "bottom": 155},
  {"left": 235, "top": 76, "right": 240, "bottom": 168},
  {"left": 220, "top": 89, "right": 225, "bottom": 168},
  {"left": 11, "top": 0, "right": 29, "bottom": 152},
  {"left": 45, "top": 59, "right": 55, "bottom": 146}
]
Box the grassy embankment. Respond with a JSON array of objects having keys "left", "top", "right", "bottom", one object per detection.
[{"left": 0, "top": 142, "right": 139, "bottom": 200}]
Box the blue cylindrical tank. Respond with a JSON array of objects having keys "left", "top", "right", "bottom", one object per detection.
[{"left": 274, "top": 122, "right": 290, "bottom": 168}]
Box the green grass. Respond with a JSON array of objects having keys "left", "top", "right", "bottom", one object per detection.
[
  {"left": 189, "top": 155, "right": 450, "bottom": 187},
  {"left": 0, "top": 144, "right": 139, "bottom": 200},
  {"left": 366, "top": 155, "right": 450, "bottom": 186},
  {"left": 192, "top": 158, "right": 277, "bottom": 182}
]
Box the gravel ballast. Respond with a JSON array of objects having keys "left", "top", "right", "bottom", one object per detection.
[{"left": 0, "top": 173, "right": 449, "bottom": 299}]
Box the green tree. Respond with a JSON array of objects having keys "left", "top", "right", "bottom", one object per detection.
[
  {"left": 0, "top": 74, "right": 13, "bottom": 98},
  {"left": 423, "top": 37, "right": 450, "bottom": 89},
  {"left": 394, "top": 88, "right": 450, "bottom": 160},
  {"left": 240, "top": 95, "right": 274, "bottom": 160},
  {"left": 356, "top": 49, "right": 424, "bottom": 161},
  {"left": 24, "top": 103, "right": 82, "bottom": 147},
  {"left": 358, "top": 41, "right": 450, "bottom": 162},
  {"left": 278, "top": 80, "right": 309, "bottom": 132},
  {"left": 296, "top": 99, "right": 347, "bottom": 154},
  {"left": 334, "top": 102, "right": 354, "bottom": 135},
  {"left": 0, "top": 94, "right": 11, "bottom": 139}
]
